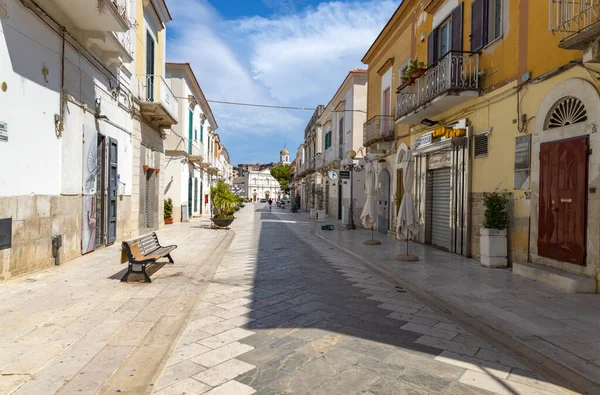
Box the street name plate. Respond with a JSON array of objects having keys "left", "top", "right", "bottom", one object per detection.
[
  {"left": 0, "top": 122, "right": 7, "bottom": 142},
  {"left": 0, "top": 218, "right": 11, "bottom": 250},
  {"left": 339, "top": 171, "right": 350, "bottom": 179}
]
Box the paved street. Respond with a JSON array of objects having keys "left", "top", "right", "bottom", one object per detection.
[{"left": 152, "top": 205, "right": 569, "bottom": 395}]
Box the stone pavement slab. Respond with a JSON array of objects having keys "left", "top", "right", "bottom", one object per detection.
[
  {"left": 151, "top": 204, "right": 571, "bottom": 395},
  {"left": 315, "top": 214, "right": 599, "bottom": 394},
  {"left": 0, "top": 216, "right": 230, "bottom": 394}
]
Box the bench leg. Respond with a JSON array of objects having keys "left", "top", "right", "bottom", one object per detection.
[
  {"left": 121, "top": 264, "right": 132, "bottom": 283},
  {"left": 167, "top": 254, "right": 174, "bottom": 264},
  {"left": 142, "top": 264, "right": 152, "bottom": 283}
]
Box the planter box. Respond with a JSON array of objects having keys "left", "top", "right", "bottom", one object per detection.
[
  {"left": 212, "top": 218, "right": 234, "bottom": 228},
  {"left": 480, "top": 228, "right": 507, "bottom": 268},
  {"left": 310, "top": 209, "right": 317, "bottom": 219},
  {"left": 164, "top": 218, "right": 173, "bottom": 225},
  {"left": 317, "top": 210, "right": 326, "bottom": 222}
]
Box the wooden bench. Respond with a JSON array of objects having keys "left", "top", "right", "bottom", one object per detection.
[{"left": 121, "top": 232, "right": 177, "bottom": 283}]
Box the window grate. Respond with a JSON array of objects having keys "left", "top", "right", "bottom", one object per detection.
[
  {"left": 545, "top": 96, "right": 587, "bottom": 130},
  {"left": 514, "top": 135, "right": 531, "bottom": 190},
  {"left": 474, "top": 133, "right": 489, "bottom": 158}
]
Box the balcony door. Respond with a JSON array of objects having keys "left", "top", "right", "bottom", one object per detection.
[
  {"left": 382, "top": 88, "right": 390, "bottom": 138},
  {"left": 146, "top": 31, "right": 155, "bottom": 101}
]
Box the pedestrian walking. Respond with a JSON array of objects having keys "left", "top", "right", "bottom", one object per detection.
[{"left": 268, "top": 198, "right": 273, "bottom": 211}]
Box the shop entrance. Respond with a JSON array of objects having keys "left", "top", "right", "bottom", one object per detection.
[
  {"left": 425, "top": 167, "right": 451, "bottom": 250},
  {"left": 378, "top": 170, "right": 390, "bottom": 234}
]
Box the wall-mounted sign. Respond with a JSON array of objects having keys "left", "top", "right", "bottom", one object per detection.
[
  {"left": 429, "top": 151, "right": 452, "bottom": 169},
  {"left": 339, "top": 170, "right": 350, "bottom": 179},
  {"left": 432, "top": 126, "right": 466, "bottom": 139},
  {"left": 0, "top": 122, "right": 7, "bottom": 142}
]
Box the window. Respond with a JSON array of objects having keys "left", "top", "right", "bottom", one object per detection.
[
  {"left": 200, "top": 124, "right": 204, "bottom": 142},
  {"left": 474, "top": 133, "right": 489, "bottom": 158},
  {"left": 194, "top": 129, "right": 197, "bottom": 141},
  {"left": 471, "top": 0, "right": 503, "bottom": 51},
  {"left": 514, "top": 135, "right": 531, "bottom": 190},
  {"left": 438, "top": 18, "right": 452, "bottom": 58},
  {"left": 427, "top": 4, "right": 463, "bottom": 67},
  {"left": 489, "top": 0, "right": 502, "bottom": 42},
  {"left": 325, "top": 131, "right": 332, "bottom": 149}
]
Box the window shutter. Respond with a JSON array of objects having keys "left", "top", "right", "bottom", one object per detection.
[
  {"left": 470, "top": 0, "right": 487, "bottom": 51},
  {"left": 427, "top": 31, "right": 437, "bottom": 67},
  {"left": 474, "top": 133, "right": 489, "bottom": 157},
  {"left": 451, "top": 2, "right": 463, "bottom": 52}
]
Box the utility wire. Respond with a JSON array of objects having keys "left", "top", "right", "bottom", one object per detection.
[{"left": 175, "top": 97, "right": 368, "bottom": 113}]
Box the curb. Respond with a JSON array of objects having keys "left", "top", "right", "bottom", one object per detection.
[{"left": 315, "top": 231, "right": 598, "bottom": 395}]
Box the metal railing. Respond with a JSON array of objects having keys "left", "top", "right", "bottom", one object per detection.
[
  {"left": 115, "top": 30, "right": 133, "bottom": 56},
  {"left": 396, "top": 51, "right": 479, "bottom": 120},
  {"left": 550, "top": 0, "right": 600, "bottom": 40},
  {"left": 363, "top": 116, "right": 394, "bottom": 146},
  {"left": 136, "top": 74, "right": 179, "bottom": 121},
  {"left": 111, "top": 0, "right": 129, "bottom": 23}
]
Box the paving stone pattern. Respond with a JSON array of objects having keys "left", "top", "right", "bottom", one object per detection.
[{"left": 153, "top": 206, "right": 568, "bottom": 395}]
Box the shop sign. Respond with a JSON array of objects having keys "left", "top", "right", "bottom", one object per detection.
[
  {"left": 415, "top": 132, "right": 432, "bottom": 149},
  {"left": 0, "top": 122, "right": 7, "bottom": 142},
  {"left": 429, "top": 151, "right": 452, "bottom": 169},
  {"left": 432, "top": 126, "right": 466, "bottom": 140},
  {"left": 339, "top": 170, "right": 350, "bottom": 179}
]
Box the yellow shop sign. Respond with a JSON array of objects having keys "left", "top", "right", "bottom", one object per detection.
[{"left": 432, "top": 127, "right": 466, "bottom": 139}]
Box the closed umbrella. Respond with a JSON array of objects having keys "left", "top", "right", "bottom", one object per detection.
[
  {"left": 360, "top": 161, "right": 380, "bottom": 245},
  {"left": 395, "top": 149, "right": 419, "bottom": 261}
]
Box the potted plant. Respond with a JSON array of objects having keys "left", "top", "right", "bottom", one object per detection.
[
  {"left": 480, "top": 191, "right": 511, "bottom": 268},
  {"left": 316, "top": 188, "right": 326, "bottom": 222},
  {"left": 210, "top": 181, "right": 237, "bottom": 228},
  {"left": 164, "top": 198, "right": 174, "bottom": 225},
  {"left": 400, "top": 60, "right": 426, "bottom": 87}
]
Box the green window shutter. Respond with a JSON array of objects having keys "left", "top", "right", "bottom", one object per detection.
[{"left": 200, "top": 125, "right": 203, "bottom": 142}]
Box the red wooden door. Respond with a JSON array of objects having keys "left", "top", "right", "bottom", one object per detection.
[{"left": 538, "top": 136, "right": 588, "bottom": 265}]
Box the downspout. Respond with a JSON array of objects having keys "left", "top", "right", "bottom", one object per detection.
[{"left": 55, "top": 26, "right": 66, "bottom": 137}]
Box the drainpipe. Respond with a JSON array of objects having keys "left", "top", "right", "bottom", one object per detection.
[{"left": 55, "top": 26, "right": 66, "bottom": 137}]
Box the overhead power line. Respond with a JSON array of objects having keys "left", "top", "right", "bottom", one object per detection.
[{"left": 206, "top": 100, "right": 367, "bottom": 113}]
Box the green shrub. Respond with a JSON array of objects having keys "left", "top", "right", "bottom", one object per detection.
[
  {"left": 164, "top": 198, "right": 173, "bottom": 220},
  {"left": 210, "top": 181, "right": 238, "bottom": 219},
  {"left": 482, "top": 191, "right": 510, "bottom": 230}
]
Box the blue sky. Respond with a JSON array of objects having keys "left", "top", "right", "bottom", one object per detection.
[{"left": 166, "top": 0, "right": 398, "bottom": 166}]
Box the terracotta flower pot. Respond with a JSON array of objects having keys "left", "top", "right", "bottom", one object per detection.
[
  {"left": 143, "top": 165, "right": 149, "bottom": 172},
  {"left": 164, "top": 218, "right": 173, "bottom": 225}
]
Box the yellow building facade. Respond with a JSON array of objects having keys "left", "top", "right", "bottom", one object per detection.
[{"left": 363, "top": 0, "right": 600, "bottom": 291}]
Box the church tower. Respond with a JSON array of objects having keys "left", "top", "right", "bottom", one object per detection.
[{"left": 280, "top": 145, "right": 290, "bottom": 165}]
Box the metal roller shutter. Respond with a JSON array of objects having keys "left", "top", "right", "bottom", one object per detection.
[{"left": 426, "top": 168, "right": 451, "bottom": 250}]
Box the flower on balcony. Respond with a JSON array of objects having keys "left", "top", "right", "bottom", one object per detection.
[{"left": 401, "top": 60, "right": 426, "bottom": 85}]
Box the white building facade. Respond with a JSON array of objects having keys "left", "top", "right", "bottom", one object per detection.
[
  {"left": 0, "top": 0, "right": 140, "bottom": 278},
  {"left": 164, "top": 62, "right": 218, "bottom": 222}
]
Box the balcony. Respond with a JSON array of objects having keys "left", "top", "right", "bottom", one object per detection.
[
  {"left": 324, "top": 145, "right": 341, "bottom": 168},
  {"left": 189, "top": 143, "right": 205, "bottom": 164},
  {"left": 550, "top": 0, "right": 600, "bottom": 49},
  {"left": 135, "top": 75, "right": 179, "bottom": 129},
  {"left": 52, "top": 0, "right": 129, "bottom": 32},
  {"left": 363, "top": 116, "right": 394, "bottom": 147},
  {"left": 315, "top": 154, "right": 325, "bottom": 170},
  {"left": 396, "top": 52, "right": 480, "bottom": 125}
]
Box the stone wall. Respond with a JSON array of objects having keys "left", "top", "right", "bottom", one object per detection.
[
  {"left": 470, "top": 192, "right": 526, "bottom": 264},
  {"left": 0, "top": 194, "right": 133, "bottom": 281},
  {"left": 0, "top": 195, "right": 80, "bottom": 280}
]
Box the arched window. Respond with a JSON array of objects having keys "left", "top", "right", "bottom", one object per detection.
[{"left": 544, "top": 96, "right": 587, "bottom": 130}]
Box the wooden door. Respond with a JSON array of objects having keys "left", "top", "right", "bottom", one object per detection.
[{"left": 538, "top": 136, "right": 587, "bottom": 265}]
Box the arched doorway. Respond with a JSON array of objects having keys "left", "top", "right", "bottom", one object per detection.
[{"left": 378, "top": 169, "right": 390, "bottom": 234}]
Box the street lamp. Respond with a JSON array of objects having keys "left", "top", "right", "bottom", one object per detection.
[{"left": 341, "top": 150, "right": 366, "bottom": 230}]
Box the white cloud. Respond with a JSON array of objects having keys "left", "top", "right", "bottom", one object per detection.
[{"left": 166, "top": 0, "right": 397, "bottom": 163}]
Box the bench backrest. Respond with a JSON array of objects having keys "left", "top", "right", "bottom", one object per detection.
[{"left": 122, "top": 232, "right": 161, "bottom": 260}]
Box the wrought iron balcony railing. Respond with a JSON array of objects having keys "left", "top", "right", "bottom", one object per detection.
[
  {"left": 136, "top": 74, "right": 179, "bottom": 121},
  {"left": 396, "top": 51, "right": 479, "bottom": 121},
  {"left": 363, "top": 116, "right": 394, "bottom": 147},
  {"left": 550, "top": 0, "right": 600, "bottom": 48}
]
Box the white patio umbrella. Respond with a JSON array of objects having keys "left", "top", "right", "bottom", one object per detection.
[
  {"left": 395, "top": 149, "right": 420, "bottom": 261},
  {"left": 360, "top": 161, "right": 380, "bottom": 245}
]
